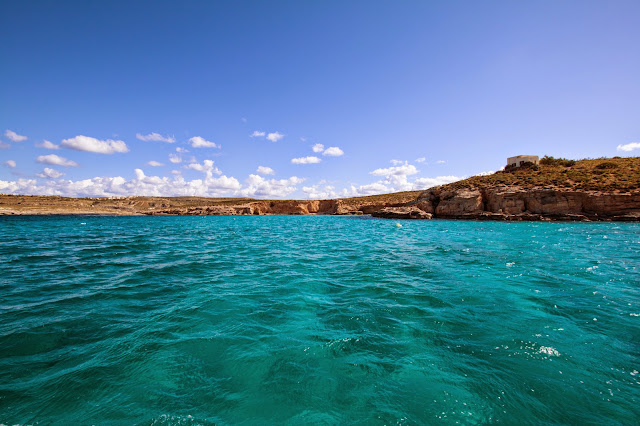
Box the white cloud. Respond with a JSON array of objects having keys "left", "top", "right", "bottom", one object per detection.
[
  {"left": 390, "top": 159, "right": 404, "bottom": 165},
  {"left": 169, "top": 153, "right": 182, "bottom": 164},
  {"left": 415, "top": 157, "right": 426, "bottom": 163},
  {"left": 240, "top": 174, "right": 305, "bottom": 198},
  {"left": 413, "top": 175, "right": 462, "bottom": 188},
  {"left": 291, "top": 156, "right": 321, "bottom": 164},
  {"left": 3, "top": 160, "right": 16, "bottom": 168},
  {"left": 185, "top": 160, "right": 222, "bottom": 177},
  {"left": 370, "top": 163, "right": 418, "bottom": 177},
  {"left": 36, "top": 154, "right": 79, "bottom": 167},
  {"left": 36, "top": 168, "right": 65, "bottom": 179},
  {"left": 61, "top": 135, "right": 129, "bottom": 154},
  {"left": 5, "top": 130, "right": 27, "bottom": 142},
  {"left": 0, "top": 170, "right": 242, "bottom": 198},
  {"left": 617, "top": 142, "right": 640, "bottom": 152},
  {"left": 266, "top": 132, "right": 284, "bottom": 142},
  {"left": 189, "top": 136, "right": 220, "bottom": 149},
  {"left": 300, "top": 137, "right": 307, "bottom": 142},
  {"left": 136, "top": 133, "right": 176, "bottom": 143},
  {"left": 323, "top": 146, "right": 344, "bottom": 157},
  {"left": 256, "top": 166, "right": 275, "bottom": 175},
  {"left": 312, "top": 143, "right": 325, "bottom": 153},
  {"left": 437, "top": 160, "right": 446, "bottom": 164},
  {"left": 250, "top": 131, "right": 266, "bottom": 138},
  {"left": 147, "top": 161, "right": 165, "bottom": 167},
  {"left": 36, "top": 140, "right": 60, "bottom": 150},
  {"left": 176, "top": 147, "right": 189, "bottom": 153},
  {"left": 302, "top": 184, "right": 338, "bottom": 199}
]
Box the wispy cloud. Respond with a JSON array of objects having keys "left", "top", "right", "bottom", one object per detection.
[
  {"left": 136, "top": 132, "right": 176, "bottom": 143},
  {"left": 291, "top": 156, "right": 321, "bottom": 164},
  {"left": 322, "top": 146, "right": 344, "bottom": 157},
  {"left": 189, "top": 136, "right": 220, "bottom": 148},
  {"left": 5, "top": 130, "right": 27, "bottom": 142},
  {"left": 617, "top": 142, "right": 640, "bottom": 152},
  {"left": 147, "top": 161, "right": 165, "bottom": 167},
  {"left": 256, "top": 166, "right": 275, "bottom": 175},
  {"left": 36, "top": 140, "right": 60, "bottom": 150},
  {"left": 415, "top": 157, "right": 426, "bottom": 163},
  {"left": 36, "top": 168, "right": 65, "bottom": 179},
  {"left": 266, "top": 132, "right": 284, "bottom": 142},
  {"left": 3, "top": 160, "right": 16, "bottom": 168},
  {"left": 250, "top": 131, "right": 266, "bottom": 138},
  {"left": 437, "top": 160, "right": 446, "bottom": 164},
  {"left": 36, "top": 154, "right": 79, "bottom": 167},
  {"left": 61, "top": 135, "right": 129, "bottom": 154}
]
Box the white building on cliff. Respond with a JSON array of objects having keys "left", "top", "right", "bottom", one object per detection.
[{"left": 507, "top": 155, "right": 539, "bottom": 168}]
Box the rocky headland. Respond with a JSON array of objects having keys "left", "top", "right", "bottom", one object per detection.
[{"left": 1, "top": 157, "right": 639, "bottom": 221}]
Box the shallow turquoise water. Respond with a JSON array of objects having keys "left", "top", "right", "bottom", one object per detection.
[{"left": 0, "top": 215, "right": 639, "bottom": 425}]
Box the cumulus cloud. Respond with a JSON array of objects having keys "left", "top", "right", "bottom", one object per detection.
[
  {"left": 61, "top": 135, "right": 129, "bottom": 154},
  {"left": 312, "top": 143, "right": 325, "bottom": 153},
  {"left": 36, "top": 140, "right": 60, "bottom": 150},
  {"left": 302, "top": 183, "right": 338, "bottom": 199},
  {"left": 323, "top": 146, "right": 344, "bottom": 157},
  {"left": 370, "top": 162, "right": 418, "bottom": 177},
  {"left": 36, "top": 154, "right": 79, "bottom": 167},
  {"left": 617, "top": 142, "right": 640, "bottom": 152},
  {"left": 3, "top": 160, "right": 16, "bottom": 168},
  {"left": 250, "top": 131, "right": 266, "bottom": 138},
  {"left": 239, "top": 174, "right": 305, "bottom": 198},
  {"left": 169, "top": 153, "right": 182, "bottom": 164},
  {"left": 413, "top": 175, "right": 463, "bottom": 188},
  {"left": 256, "top": 166, "right": 275, "bottom": 175},
  {"left": 266, "top": 132, "right": 284, "bottom": 142},
  {"left": 184, "top": 160, "right": 222, "bottom": 177},
  {"left": 147, "top": 161, "right": 165, "bottom": 167},
  {"left": 291, "top": 156, "right": 321, "bottom": 164},
  {"left": 136, "top": 133, "right": 176, "bottom": 143},
  {"left": 189, "top": 136, "right": 220, "bottom": 149},
  {"left": 5, "top": 130, "right": 27, "bottom": 142},
  {"left": 415, "top": 157, "right": 426, "bottom": 163},
  {"left": 1, "top": 170, "right": 242, "bottom": 198},
  {"left": 36, "top": 168, "right": 65, "bottom": 179}
]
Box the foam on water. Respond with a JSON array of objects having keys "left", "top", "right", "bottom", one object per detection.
[{"left": 0, "top": 215, "right": 639, "bottom": 424}]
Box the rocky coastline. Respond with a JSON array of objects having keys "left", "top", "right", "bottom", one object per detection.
[{"left": 2, "top": 157, "right": 639, "bottom": 221}]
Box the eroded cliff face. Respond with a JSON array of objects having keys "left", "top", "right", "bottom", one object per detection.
[
  {"left": 405, "top": 186, "right": 640, "bottom": 221},
  {"left": 145, "top": 198, "right": 403, "bottom": 216}
]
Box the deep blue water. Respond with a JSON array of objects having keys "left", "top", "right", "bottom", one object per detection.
[{"left": 0, "top": 215, "right": 639, "bottom": 425}]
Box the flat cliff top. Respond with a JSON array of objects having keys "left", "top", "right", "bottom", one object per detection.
[
  {"left": 0, "top": 191, "right": 421, "bottom": 215},
  {"left": 443, "top": 156, "right": 640, "bottom": 193}
]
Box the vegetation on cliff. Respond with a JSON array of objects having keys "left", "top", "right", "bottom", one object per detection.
[{"left": 444, "top": 156, "right": 640, "bottom": 192}]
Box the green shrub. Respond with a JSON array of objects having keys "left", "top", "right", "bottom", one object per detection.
[{"left": 539, "top": 155, "right": 576, "bottom": 167}]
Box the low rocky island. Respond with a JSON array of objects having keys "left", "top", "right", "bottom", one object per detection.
[{"left": 2, "top": 156, "right": 639, "bottom": 221}]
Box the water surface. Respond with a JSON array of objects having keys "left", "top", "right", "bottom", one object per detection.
[{"left": 1, "top": 216, "right": 639, "bottom": 424}]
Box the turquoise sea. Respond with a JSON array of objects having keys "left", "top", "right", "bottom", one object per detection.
[{"left": 0, "top": 215, "right": 639, "bottom": 425}]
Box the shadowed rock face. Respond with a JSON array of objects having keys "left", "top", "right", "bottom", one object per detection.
[
  {"left": 371, "top": 206, "right": 433, "bottom": 220},
  {"left": 407, "top": 187, "right": 640, "bottom": 221}
]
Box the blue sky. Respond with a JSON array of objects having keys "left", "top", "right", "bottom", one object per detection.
[{"left": 1, "top": 0, "right": 639, "bottom": 198}]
